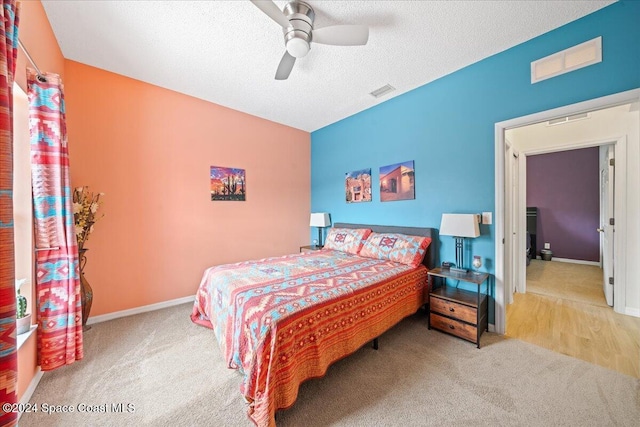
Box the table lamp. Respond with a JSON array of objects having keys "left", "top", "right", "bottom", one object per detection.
[
  {"left": 440, "top": 213, "right": 480, "bottom": 273},
  {"left": 309, "top": 213, "right": 331, "bottom": 247}
]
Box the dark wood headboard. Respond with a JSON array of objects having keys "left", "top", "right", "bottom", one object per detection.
[{"left": 333, "top": 223, "right": 439, "bottom": 270}]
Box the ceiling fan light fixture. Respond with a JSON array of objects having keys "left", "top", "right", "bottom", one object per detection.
[
  {"left": 286, "top": 36, "right": 310, "bottom": 58},
  {"left": 251, "top": 0, "right": 370, "bottom": 80},
  {"left": 282, "top": 1, "right": 314, "bottom": 59}
]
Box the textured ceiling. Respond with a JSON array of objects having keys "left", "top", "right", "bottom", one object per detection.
[{"left": 41, "top": 1, "right": 615, "bottom": 132}]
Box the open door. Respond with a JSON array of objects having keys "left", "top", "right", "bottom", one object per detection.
[
  {"left": 599, "top": 145, "right": 614, "bottom": 306},
  {"left": 504, "top": 140, "right": 522, "bottom": 304}
]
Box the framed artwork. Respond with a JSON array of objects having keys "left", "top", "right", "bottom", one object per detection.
[
  {"left": 379, "top": 160, "right": 415, "bottom": 202},
  {"left": 210, "top": 166, "right": 246, "bottom": 201},
  {"left": 345, "top": 168, "right": 372, "bottom": 203}
]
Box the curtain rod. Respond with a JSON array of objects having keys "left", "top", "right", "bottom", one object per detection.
[{"left": 18, "top": 38, "right": 47, "bottom": 82}]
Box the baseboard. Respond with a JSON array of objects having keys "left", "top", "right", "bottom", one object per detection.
[
  {"left": 535, "top": 256, "right": 600, "bottom": 266},
  {"left": 625, "top": 307, "right": 640, "bottom": 318},
  {"left": 86, "top": 295, "right": 195, "bottom": 325},
  {"left": 488, "top": 323, "right": 496, "bottom": 333},
  {"left": 18, "top": 367, "right": 43, "bottom": 420}
]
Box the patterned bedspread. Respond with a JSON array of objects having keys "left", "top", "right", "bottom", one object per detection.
[{"left": 191, "top": 250, "right": 428, "bottom": 427}]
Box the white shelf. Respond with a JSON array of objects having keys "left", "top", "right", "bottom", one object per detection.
[{"left": 17, "top": 325, "right": 37, "bottom": 350}]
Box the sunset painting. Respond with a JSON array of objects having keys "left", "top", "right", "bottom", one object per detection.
[{"left": 210, "top": 166, "right": 246, "bottom": 201}]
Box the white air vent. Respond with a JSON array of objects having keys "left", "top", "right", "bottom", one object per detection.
[
  {"left": 370, "top": 84, "right": 395, "bottom": 98},
  {"left": 531, "top": 37, "right": 602, "bottom": 84},
  {"left": 547, "top": 112, "right": 590, "bottom": 126}
]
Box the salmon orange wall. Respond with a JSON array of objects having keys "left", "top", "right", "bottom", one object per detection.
[
  {"left": 16, "top": 0, "right": 65, "bottom": 401},
  {"left": 63, "top": 60, "right": 311, "bottom": 316},
  {"left": 15, "top": 0, "right": 65, "bottom": 91}
]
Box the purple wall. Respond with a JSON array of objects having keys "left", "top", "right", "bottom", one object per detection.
[{"left": 526, "top": 147, "right": 600, "bottom": 262}]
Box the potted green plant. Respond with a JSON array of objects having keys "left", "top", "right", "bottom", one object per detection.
[{"left": 16, "top": 278, "right": 31, "bottom": 335}]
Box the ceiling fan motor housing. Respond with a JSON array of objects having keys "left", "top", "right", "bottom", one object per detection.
[{"left": 283, "top": 1, "right": 315, "bottom": 58}]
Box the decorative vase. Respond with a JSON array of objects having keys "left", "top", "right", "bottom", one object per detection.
[{"left": 79, "top": 248, "right": 93, "bottom": 331}]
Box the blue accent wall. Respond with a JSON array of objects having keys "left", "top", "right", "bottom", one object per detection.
[{"left": 310, "top": 2, "right": 640, "bottom": 308}]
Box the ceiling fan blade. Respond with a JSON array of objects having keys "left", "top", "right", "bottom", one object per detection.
[
  {"left": 312, "top": 25, "right": 369, "bottom": 46},
  {"left": 275, "top": 51, "right": 296, "bottom": 80},
  {"left": 250, "top": 0, "right": 290, "bottom": 29}
]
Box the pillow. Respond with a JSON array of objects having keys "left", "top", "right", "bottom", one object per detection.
[
  {"left": 359, "top": 232, "right": 431, "bottom": 267},
  {"left": 323, "top": 228, "right": 372, "bottom": 255}
]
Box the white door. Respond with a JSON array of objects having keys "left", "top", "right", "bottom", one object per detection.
[
  {"left": 510, "top": 147, "right": 521, "bottom": 294},
  {"left": 504, "top": 141, "right": 521, "bottom": 304},
  {"left": 599, "top": 145, "right": 614, "bottom": 306},
  {"left": 504, "top": 142, "right": 514, "bottom": 303}
]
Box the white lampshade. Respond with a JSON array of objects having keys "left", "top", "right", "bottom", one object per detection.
[
  {"left": 310, "top": 213, "right": 331, "bottom": 227},
  {"left": 440, "top": 214, "right": 480, "bottom": 238}
]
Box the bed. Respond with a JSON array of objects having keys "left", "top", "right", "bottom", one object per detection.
[{"left": 191, "top": 223, "right": 437, "bottom": 426}]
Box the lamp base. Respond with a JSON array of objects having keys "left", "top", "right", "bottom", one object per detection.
[{"left": 449, "top": 267, "right": 468, "bottom": 274}]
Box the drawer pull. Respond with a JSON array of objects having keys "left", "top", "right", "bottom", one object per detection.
[
  {"left": 449, "top": 307, "right": 455, "bottom": 312},
  {"left": 449, "top": 325, "right": 455, "bottom": 330}
]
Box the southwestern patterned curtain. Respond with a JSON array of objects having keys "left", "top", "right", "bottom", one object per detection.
[
  {"left": 0, "top": 1, "right": 19, "bottom": 425},
  {"left": 28, "top": 69, "right": 83, "bottom": 371}
]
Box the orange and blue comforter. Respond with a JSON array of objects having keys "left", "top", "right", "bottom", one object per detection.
[{"left": 191, "top": 249, "right": 428, "bottom": 427}]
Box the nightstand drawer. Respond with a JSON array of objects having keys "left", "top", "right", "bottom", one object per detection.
[
  {"left": 430, "top": 312, "right": 477, "bottom": 343},
  {"left": 430, "top": 296, "right": 477, "bottom": 325}
]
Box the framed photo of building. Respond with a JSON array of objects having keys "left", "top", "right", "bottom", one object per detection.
[
  {"left": 210, "top": 166, "right": 246, "bottom": 201},
  {"left": 379, "top": 160, "right": 415, "bottom": 202},
  {"left": 345, "top": 168, "right": 372, "bottom": 203}
]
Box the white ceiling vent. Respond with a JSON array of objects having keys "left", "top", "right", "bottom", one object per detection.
[
  {"left": 370, "top": 84, "right": 396, "bottom": 98},
  {"left": 547, "top": 112, "right": 590, "bottom": 126},
  {"left": 531, "top": 36, "right": 602, "bottom": 84}
]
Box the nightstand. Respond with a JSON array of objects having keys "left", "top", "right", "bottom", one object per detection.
[
  {"left": 427, "top": 267, "right": 489, "bottom": 348},
  {"left": 300, "top": 245, "right": 323, "bottom": 253}
]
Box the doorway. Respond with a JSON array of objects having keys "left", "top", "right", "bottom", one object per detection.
[
  {"left": 494, "top": 88, "right": 640, "bottom": 335},
  {"left": 513, "top": 142, "right": 612, "bottom": 307},
  {"left": 513, "top": 141, "right": 615, "bottom": 304},
  {"left": 506, "top": 109, "right": 628, "bottom": 314}
]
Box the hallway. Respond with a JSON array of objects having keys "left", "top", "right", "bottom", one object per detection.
[{"left": 506, "top": 260, "right": 640, "bottom": 378}]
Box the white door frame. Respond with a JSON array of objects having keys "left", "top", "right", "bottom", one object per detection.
[
  {"left": 494, "top": 88, "right": 639, "bottom": 335},
  {"left": 517, "top": 153, "right": 527, "bottom": 294}
]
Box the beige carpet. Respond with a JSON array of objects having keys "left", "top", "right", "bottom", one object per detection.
[
  {"left": 526, "top": 259, "right": 608, "bottom": 307},
  {"left": 20, "top": 303, "right": 640, "bottom": 426}
]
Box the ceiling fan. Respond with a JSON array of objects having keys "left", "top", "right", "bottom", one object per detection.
[{"left": 250, "top": 0, "right": 369, "bottom": 80}]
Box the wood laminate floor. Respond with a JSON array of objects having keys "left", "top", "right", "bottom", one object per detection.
[{"left": 506, "top": 260, "right": 640, "bottom": 378}]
